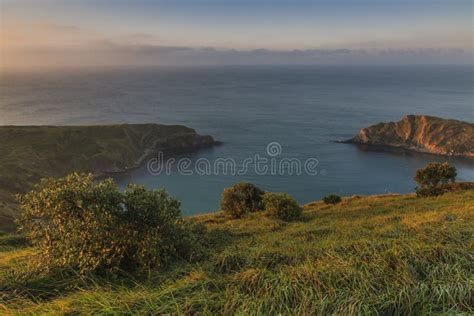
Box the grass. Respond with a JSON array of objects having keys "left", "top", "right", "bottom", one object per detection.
[
  {"left": 0, "top": 124, "right": 215, "bottom": 231},
  {"left": 1, "top": 189, "right": 473, "bottom": 314}
]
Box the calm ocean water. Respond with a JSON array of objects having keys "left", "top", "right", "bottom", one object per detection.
[{"left": 1, "top": 65, "right": 473, "bottom": 215}]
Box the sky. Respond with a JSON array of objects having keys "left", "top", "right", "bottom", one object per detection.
[{"left": 1, "top": 0, "right": 473, "bottom": 68}]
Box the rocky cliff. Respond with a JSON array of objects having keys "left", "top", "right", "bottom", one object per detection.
[
  {"left": 0, "top": 124, "right": 218, "bottom": 231},
  {"left": 344, "top": 115, "right": 474, "bottom": 158}
]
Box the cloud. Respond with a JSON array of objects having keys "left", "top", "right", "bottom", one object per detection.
[
  {"left": 112, "top": 33, "right": 163, "bottom": 46},
  {"left": 41, "top": 24, "right": 82, "bottom": 32},
  {"left": 1, "top": 22, "right": 98, "bottom": 51},
  {"left": 4, "top": 44, "right": 473, "bottom": 68},
  {"left": 1, "top": 22, "right": 472, "bottom": 69}
]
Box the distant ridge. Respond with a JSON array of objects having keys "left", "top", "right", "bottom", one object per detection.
[
  {"left": 342, "top": 115, "right": 474, "bottom": 158},
  {"left": 0, "top": 124, "right": 218, "bottom": 231}
]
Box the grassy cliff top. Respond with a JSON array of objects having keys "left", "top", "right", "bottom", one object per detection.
[
  {"left": 0, "top": 124, "right": 216, "bottom": 231},
  {"left": 1, "top": 189, "right": 473, "bottom": 314}
]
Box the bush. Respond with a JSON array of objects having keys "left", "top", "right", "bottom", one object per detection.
[
  {"left": 414, "top": 162, "right": 456, "bottom": 187},
  {"left": 414, "top": 162, "right": 457, "bottom": 197},
  {"left": 323, "top": 194, "right": 342, "bottom": 205},
  {"left": 263, "top": 192, "right": 302, "bottom": 221},
  {"left": 415, "top": 185, "right": 447, "bottom": 198},
  {"left": 17, "top": 173, "right": 202, "bottom": 274},
  {"left": 220, "top": 182, "right": 264, "bottom": 218}
]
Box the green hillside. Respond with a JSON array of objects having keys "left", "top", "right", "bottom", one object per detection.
[
  {"left": 1, "top": 189, "right": 473, "bottom": 314},
  {"left": 0, "top": 124, "right": 216, "bottom": 231}
]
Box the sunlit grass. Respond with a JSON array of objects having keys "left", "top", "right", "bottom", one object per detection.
[{"left": 1, "top": 190, "right": 473, "bottom": 314}]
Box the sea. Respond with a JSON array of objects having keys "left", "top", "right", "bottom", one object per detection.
[{"left": 1, "top": 65, "right": 473, "bottom": 215}]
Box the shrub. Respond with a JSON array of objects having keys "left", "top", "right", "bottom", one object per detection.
[
  {"left": 220, "top": 182, "right": 264, "bottom": 218},
  {"left": 263, "top": 192, "right": 302, "bottom": 221},
  {"left": 414, "top": 162, "right": 457, "bottom": 197},
  {"left": 17, "top": 173, "right": 202, "bottom": 274},
  {"left": 414, "top": 162, "right": 457, "bottom": 187},
  {"left": 415, "top": 185, "right": 446, "bottom": 198},
  {"left": 323, "top": 194, "right": 342, "bottom": 205}
]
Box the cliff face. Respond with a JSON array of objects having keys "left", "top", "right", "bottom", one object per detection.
[
  {"left": 0, "top": 124, "right": 218, "bottom": 231},
  {"left": 346, "top": 115, "right": 474, "bottom": 158}
]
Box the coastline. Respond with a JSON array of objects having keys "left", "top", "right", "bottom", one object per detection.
[
  {"left": 339, "top": 115, "right": 474, "bottom": 159},
  {"left": 0, "top": 124, "right": 219, "bottom": 231},
  {"left": 336, "top": 140, "right": 474, "bottom": 162}
]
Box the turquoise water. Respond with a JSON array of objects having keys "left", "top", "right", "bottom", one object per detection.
[{"left": 1, "top": 65, "right": 473, "bottom": 215}]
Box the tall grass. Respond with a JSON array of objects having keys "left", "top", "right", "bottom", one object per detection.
[{"left": 1, "top": 190, "right": 473, "bottom": 314}]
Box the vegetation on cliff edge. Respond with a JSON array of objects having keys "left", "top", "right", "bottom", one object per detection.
[
  {"left": 0, "top": 124, "right": 216, "bottom": 231},
  {"left": 1, "top": 189, "right": 473, "bottom": 314}
]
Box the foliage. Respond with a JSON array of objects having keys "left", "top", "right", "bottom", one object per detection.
[
  {"left": 220, "top": 182, "right": 264, "bottom": 218},
  {"left": 414, "top": 162, "right": 456, "bottom": 187},
  {"left": 415, "top": 185, "right": 447, "bottom": 198},
  {"left": 0, "top": 124, "right": 214, "bottom": 231},
  {"left": 2, "top": 190, "right": 474, "bottom": 314},
  {"left": 0, "top": 233, "right": 28, "bottom": 252},
  {"left": 17, "top": 173, "right": 202, "bottom": 274},
  {"left": 414, "top": 162, "right": 457, "bottom": 197},
  {"left": 262, "top": 192, "right": 302, "bottom": 221},
  {"left": 323, "top": 194, "right": 342, "bottom": 205}
]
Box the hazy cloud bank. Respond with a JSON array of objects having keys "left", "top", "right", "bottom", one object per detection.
[
  {"left": 2, "top": 23, "right": 472, "bottom": 69},
  {"left": 4, "top": 44, "right": 472, "bottom": 68}
]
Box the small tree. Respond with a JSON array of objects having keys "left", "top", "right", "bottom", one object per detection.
[
  {"left": 414, "top": 162, "right": 456, "bottom": 197},
  {"left": 220, "top": 182, "right": 264, "bottom": 218},
  {"left": 323, "top": 194, "right": 342, "bottom": 205},
  {"left": 263, "top": 192, "right": 302, "bottom": 221},
  {"left": 18, "top": 173, "right": 202, "bottom": 274}
]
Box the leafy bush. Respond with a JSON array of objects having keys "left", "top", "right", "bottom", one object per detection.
[
  {"left": 415, "top": 185, "right": 446, "bottom": 198},
  {"left": 414, "top": 162, "right": 457, "bottom": 197},
  {"left": 220, "top": 182, "right": 264, "bottom": 218},
  {"left": 323, "top": 194, "right": 342, "bottom": 205},
  {"left": 263, "top": 192, "right": 302, "bottom": 221},
  {"left": 414, "top": 162, "right": 456, "bottom": 187},
  {"left": 17, "top": 173, "right": 202, "bottom": 274}
]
